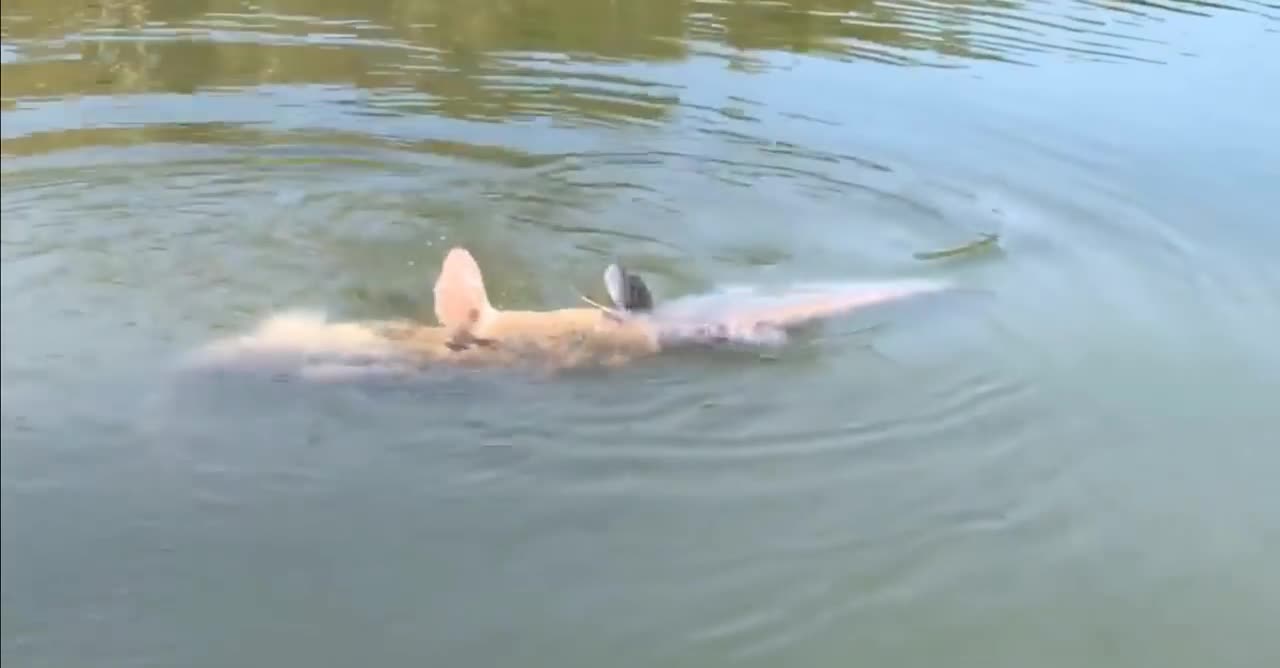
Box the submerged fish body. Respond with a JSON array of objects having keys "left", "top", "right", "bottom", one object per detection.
[
  {"left": 182, "top": 247, "right": 951, "bottom": 381},
  {"left": 630, "top": 278, "right": 950, "bottom": 348},
  {"left": 182, "top": 308, "right": 656, "bottom": 381},
  {"left": 181, "top": 311, "right": 426, "bottom": 383}
]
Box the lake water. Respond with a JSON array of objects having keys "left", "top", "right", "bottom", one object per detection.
[{"left": 3, "top": 1, "right": 1279, "bottom": 666}]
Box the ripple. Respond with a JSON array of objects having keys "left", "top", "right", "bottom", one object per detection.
[
  {"left": 679, "top": 0, "right": 1276, "bottom": 67},
  {"left": 4, "top": 1, "right": 1278, "bottom": 666}
]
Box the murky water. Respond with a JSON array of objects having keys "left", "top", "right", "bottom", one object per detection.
[{"left": 4, "top": 1, "right": 1279, "bottom": 666}]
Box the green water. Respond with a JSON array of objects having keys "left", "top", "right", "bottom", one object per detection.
[{"left": 3, "top": 1, "right": 1278, "bottom": 666}]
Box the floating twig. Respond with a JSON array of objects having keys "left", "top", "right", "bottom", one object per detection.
[{"left": 913, "top": 233, "right": 1001, "bottom": 261}]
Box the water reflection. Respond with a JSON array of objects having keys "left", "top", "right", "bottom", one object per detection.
[
  {"left": 4, "top": 1, "right": 1279, "bottom": 667},
  {"left": 2, "top": 0, "right": 1273, "bottom": 180},
  {"left": 4, "top": 0, "right": 1277, "bottom": 124}
]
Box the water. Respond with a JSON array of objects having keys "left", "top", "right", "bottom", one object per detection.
[{"left": 3, "top": 1, "right": 1279, "bottom": 666}]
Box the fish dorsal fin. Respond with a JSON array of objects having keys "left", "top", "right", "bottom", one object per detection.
[
  {"left": 433, "top": 247, "right": 495, "bottom": 331},
  {"left": 604, "top": 263, "right": 654, "bottom": 312}
]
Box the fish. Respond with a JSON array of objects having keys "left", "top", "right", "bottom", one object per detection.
[{"left": 182, "top": 246, "right": 950, "bottom": 381}]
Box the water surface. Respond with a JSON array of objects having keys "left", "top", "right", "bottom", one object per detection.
[{"left": 3, "top": 1, "right": 1279, "bottom": 666}]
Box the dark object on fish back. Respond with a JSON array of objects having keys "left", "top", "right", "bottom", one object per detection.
[{"left": 604, "top": 263, "right": 654, "bottom": 312}]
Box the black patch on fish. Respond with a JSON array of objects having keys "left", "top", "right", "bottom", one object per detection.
[
  {"left": 445, "top": 333, "right": 497, "bottom": 352},
  {"left": 604, "top": 263, "right": 654, "bottom": 312}
]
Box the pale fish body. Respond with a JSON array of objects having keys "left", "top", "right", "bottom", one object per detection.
[
  {"left": 624, "top": 279, "right": 950, "bottom": 348},
  {"left": 182, "top": 248, "right": 950, "bottom": 380}
]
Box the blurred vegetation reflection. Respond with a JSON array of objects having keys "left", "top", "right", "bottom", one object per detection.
[
  {"left": 2, "top": 0, "right": 1271, "bottom": 156},
  {"left": 5, "top": 0, "right": 1269, "bottom": 99}
]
